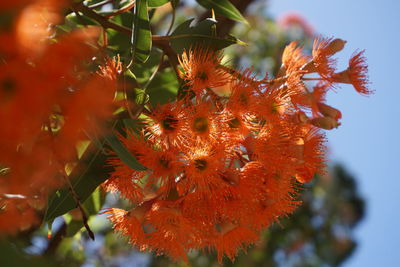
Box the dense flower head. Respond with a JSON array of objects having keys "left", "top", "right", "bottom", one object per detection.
[
  {"left": 178, "top": 46, "right": 229, "bottom": 96},
  {"left": 104, "top": 41, "right": 371, "bottom": 262}
]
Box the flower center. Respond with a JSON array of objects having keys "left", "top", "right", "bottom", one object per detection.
[
  {"left": 161, "top": 115, "right": 178, "bottom": 133},
  {"left": 194, "top": 159, "right": 208, "bottom": 171},
  {"left": 1, "top": 77, "right": 16, "bottom": 100},
  {"left": 193, "top": 117, "right": 209, "bottom": 133},
  {"left": 228, "top": 117, "right": 240, "bottom": 128},
  {"left": 196, "top": 70, "right": 208, "bottom": 81},
  {"left": 159, "top": 157, "right": 170, "bottom": 169}
]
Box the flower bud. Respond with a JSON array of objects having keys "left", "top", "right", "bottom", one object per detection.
[
  {"left": 325, "top": 38, "right": 346, "bottom": 56},
  {"left": 317, "top": 102, "right": 342, "bottom": 120},
  {"left": 310, "top": 116, "right": 340, "bottom": 130}
]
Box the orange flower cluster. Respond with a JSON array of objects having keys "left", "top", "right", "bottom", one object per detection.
[
  {"left": 0, "top": 1, "right": 118, "bottom": 234},
  {"left": 104, "top": 40, "right": 370, "bottom": 262}
]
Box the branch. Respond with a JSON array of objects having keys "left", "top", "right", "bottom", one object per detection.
[
  {"left": 70, "top": 3, "right": 172, "bottom": 57},
  {"left": 71, "top": 2, "right": 132, "bottom": 35}
]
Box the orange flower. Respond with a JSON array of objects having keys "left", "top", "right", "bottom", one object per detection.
[
  {"left": 292, "top": 128, "right": 326, "bottom": 183},
  {"left": 145, "top": 101, "right": 185, "bottom": 148},
  {"left": 103, "top": 36, "right": 370, "bottom": 262},
  {"left": 180, "top": 140, "right": 229, "bottom": 195},
  {"left": 180, "top": 99, "right": 219, "bottom": 142},
  {"left": 308, "top": 37, "right": 346, "bottom": 79},
  {"left": 215, "top": 223, "right": 259, "bottom": 263},
  {"left": 145, "top": 200, "right": 200, "bottom": 262},
  {"left": 282, "top": 41, "right": 309, "bottom": 74},
  {"left": 0, "top": 0, "right": 35, "bottom": 11},
  {"left": 333, "top": 50, "right": 372, "bottom": 95},
  {"left": 102, "top": 208, "right": 146, "bottom": 246},
  {"left": 15, "top": 0, "right": 66, "bottom": 56},
  {"left": 102, "top": 160, "right": 145, "bottom": 202},
  {"left": 178, "top": 47, "right": 229, "bottom": 95}
]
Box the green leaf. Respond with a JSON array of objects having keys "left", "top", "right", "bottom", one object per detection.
[
  {"left": 65, "top": 219, "right": 84, "bottom": 238},
  {"left": 132, "top": 0, "right": 152, "bottom": 63},
  {"left": 146, "top": 68, "right": 179, "bottom": 105},
  {"left": 148, "top": 0, "right": 169, "bottom": 7},
  {"left": 170, "top": 18, "right": 242, "bottom": 54},
  {"left": 104, "top": 133, "right": 147, "bottom": 171},
  {"left": 44, "top": 144, "right": 111, "bottom": 222},
  {"left": 83, "top": 187, "right": 106, "bottom": 215},
  {"left": 196, "top": 0, "right": 248, "bottom": 24},
  {"left": 131, "top": 48, "right": 163, "bottom": 84}
]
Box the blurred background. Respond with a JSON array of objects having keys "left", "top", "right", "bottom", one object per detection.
[
  {"left": 3, "top": 0, "right": 398, "bottom": 266},
  {"left": 267, "top": 1, "right": 400, "bottom": 266}
]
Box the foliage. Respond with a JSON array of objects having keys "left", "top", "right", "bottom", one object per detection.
[{"left": 0, "top": 0, "right": 371, "bottom": 265}]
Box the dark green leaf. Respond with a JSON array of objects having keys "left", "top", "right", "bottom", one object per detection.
[
  {"left": 196, "top": 0, "right": 248, "bottom": 24},
  {"left": 131, "top": 48, "right": 163, "bottom": 84},
  {"left": 132, "top": 0, "right": 152, "bottom": 63},
  {"left": 170, "top": 18, "right": 243, "bottom": 54},
  {"left": 104, "top": 133, "right": 147, "bottom": 171},
  {"left": 146, "top": 68, "right": 179, "bottom": 105}
]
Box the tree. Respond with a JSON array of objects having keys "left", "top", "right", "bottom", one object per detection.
[{"left": 0, "top": 0, "right": 370, "bottom": 265}]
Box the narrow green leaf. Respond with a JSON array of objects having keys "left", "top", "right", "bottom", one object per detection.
[
  {"left": 196, "top": 0, "right": 248, "bottom": 24},
  {"left": 104, "top": 133, "right": 147, "bottom": 171},
  {"left": 170, "top": 18, "right": 242, "bottom": 54},
  {"left": 132, "top": 0, "right": 152, "bottom": 63}
]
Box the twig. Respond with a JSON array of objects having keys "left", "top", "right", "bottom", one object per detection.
[
  {"left": 71, "top": 2, "right": 132, "bottom": 35},
  {"left": 62, "top": 173, "right": 95, "bottom": 240}
]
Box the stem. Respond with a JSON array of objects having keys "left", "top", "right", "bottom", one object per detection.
[
  {"left": 71, "top": 2, "right": 132, "bottom": 35},
  {"left": 302, "top": 77, "right": 324, "bottom": 81},
  {"left": 105, "top": 0, "right": 136, "bottom": 18},
  {"left": 62, "top": 173, "right": 95, "bottom": 241}
]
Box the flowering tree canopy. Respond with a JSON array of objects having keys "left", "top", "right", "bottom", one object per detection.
[{"left": 0, "top": 0, "right": 371, "bottom": 264}]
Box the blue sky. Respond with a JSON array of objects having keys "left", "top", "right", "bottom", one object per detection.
[{"left": 268, "top": 1, "right": 400, "bottom": 266}]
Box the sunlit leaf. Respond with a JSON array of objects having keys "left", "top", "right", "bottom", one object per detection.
[
  {"left": 148, "top": 0, "right": 169, "bottom": 7},
  {"left": 196, "top": 0, "right": 248, "bottom": 24},
  {"left": 170, "top": 18, "right": 243, "bottom": 54}
]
